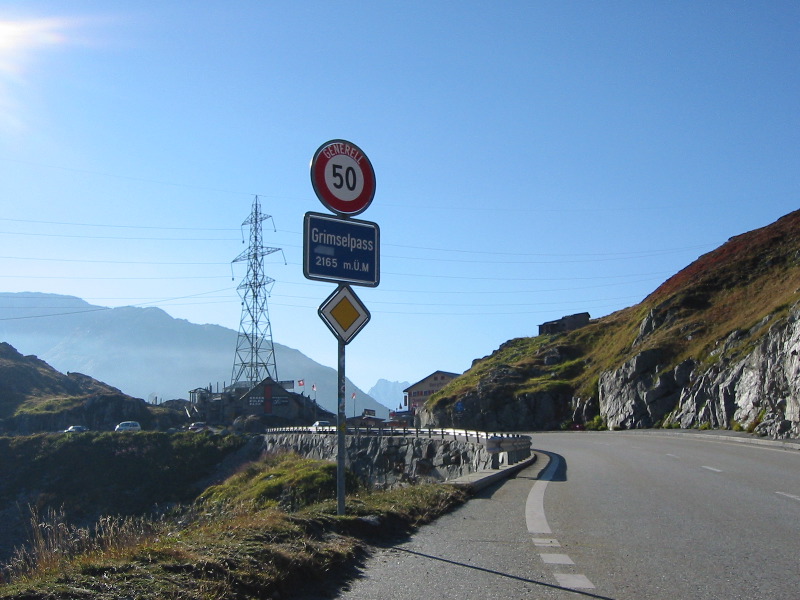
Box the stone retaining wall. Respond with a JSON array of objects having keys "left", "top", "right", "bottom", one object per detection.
[{"left": 261, "top": 432, "right": 531, "bottom": 489}]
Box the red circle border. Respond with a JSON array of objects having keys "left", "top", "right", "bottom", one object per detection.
[{"left": 310, "top": 139, "right": 376, "bottom": 216}]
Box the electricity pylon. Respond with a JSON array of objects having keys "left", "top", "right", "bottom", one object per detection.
[{"left": 230, "top": 195, "right": 284, "bottom": 388}]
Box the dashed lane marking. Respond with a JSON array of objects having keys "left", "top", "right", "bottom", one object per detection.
[
  {"left": 540, "top": 553, "right": 574, "bottom": 565},
  {"left": 525, "top": 453, "right": 598, "bottom": 593},
  {"left": 554, "top": 573, "right": 596, "bottom": 589},
  {"left": 701, "top": 466, "right": 723, "bottom": 472},
  {"left": 776, "top": 491, "right": 800, "bottom": 502}
]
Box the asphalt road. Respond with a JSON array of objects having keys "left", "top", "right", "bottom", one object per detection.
[{"left": 314, "top": 431, "right": 800, "bottom": 600}]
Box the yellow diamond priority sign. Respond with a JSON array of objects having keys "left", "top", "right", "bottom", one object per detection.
[{"left": 318, "top": 285, "right": 371, "bottom": 344}]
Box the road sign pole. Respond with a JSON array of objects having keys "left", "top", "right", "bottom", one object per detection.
[
  {"left": 336, "top": 338, "right": 346, "bottom": 515},
  {"left": 307, "top": 139, "right": 378, "bottom": 517}
]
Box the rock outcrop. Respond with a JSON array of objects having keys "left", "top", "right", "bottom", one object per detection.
[
  {"left": 599, "top": 304, "right": 800, "bottom": 438},
  {"left": 418, "top": 388, "right": 570, "bottom": 431}
]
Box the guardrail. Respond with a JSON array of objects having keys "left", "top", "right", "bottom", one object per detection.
[
  {"left": 263, "top": 426, "right": 532, "bottom": 473},
  {"left": 263, "top": 425, "right": 528, "bottom": 446}
]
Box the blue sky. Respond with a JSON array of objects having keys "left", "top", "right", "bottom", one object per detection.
[{"left": 0, "top": 2, "right": 798, "bottom": 396}]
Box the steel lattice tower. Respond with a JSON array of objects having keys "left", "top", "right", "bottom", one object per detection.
[{"left": 230, "top": 196, "right": 283, "bottom": 388}]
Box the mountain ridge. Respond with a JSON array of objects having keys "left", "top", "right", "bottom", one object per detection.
[{"left": 0, "top": 293, "right": 389, "bottom": 419}]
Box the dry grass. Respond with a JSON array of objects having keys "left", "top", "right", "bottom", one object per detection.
[{"left": 0, "top": 454, "right": 468, "bottom": 599}]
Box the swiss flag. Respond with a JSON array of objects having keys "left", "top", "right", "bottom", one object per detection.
[{"left": 298, "top": 379, "right": 305, "bottom": 387}]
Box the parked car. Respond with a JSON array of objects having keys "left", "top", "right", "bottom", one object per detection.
[
  {"left": 311, "top": 420, "right": 331, "bottom": 431},
  {"left": 63, "top": 425, "right": 89, "bottom": 433},
  {"left": 188, "top": 422, "right": 207, "bottom": 432},
  {"left": 114, "top": 421, "right": 142, "bottom": 432}
]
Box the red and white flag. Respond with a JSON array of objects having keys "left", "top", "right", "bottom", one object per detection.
[
  {"left": 351, "top": 392, "right": 356, "bottom": 400},
  {"left": 311, "top": 384, "right": 316, "bottom": 392},
  {"left": 298, "top": 379, "right": 305, "bottom": 387}
]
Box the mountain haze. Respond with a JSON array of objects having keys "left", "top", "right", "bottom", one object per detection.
[
  {"left": 367, "top": 378, "right": 410, "bottom": 412},
  {"left": 0, "top": 294, "right": 388, "bottom": 419}
]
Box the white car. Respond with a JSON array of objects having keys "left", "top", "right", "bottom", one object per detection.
[
  {"left": 311, "top": 420, "right": 331, "bottom": 431},
  {"left": 115, "top": 421, "right": 142, "bottom": 432}
]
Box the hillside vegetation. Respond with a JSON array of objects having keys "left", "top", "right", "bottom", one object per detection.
[
  {"left": 0, "top": 447, "right": 466, "bottom": 599},
  {"left": 425, "top": 210, "right": 800, "bottom": 434}
]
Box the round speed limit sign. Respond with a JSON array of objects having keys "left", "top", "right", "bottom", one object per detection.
[{"left": 310, "top": 139, "right": 376, "bottom": 216}]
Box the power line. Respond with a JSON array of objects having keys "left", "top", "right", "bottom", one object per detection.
[
  {"left": 0, "top": 217, "right": 715, "bottom": 260},
  {"left": 0, "top": 274, "right": 230, "bottom": 280},
  {"left": 274, "top": 227, "right": 716, "bottom": 259},
  {"left": 0, "top": 217, "right": 238, "bottom": 232},
  {"left": 0, "top": 288, "right": 235, "bottom": 321},
  {"left": 0, "top": 255, "right": 230, "bottom": 266},
  {"left": 0, "top": 230, "right": 238, "bottom": 242}
]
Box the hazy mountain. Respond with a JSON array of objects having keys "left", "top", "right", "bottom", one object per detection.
[
  {"left": 0, "top": 293, "right": 388, "bottom": 419},
  {"left": 0, "top": 341, "right": 186, "bottom": 433},
  {"left": 368, "top": 378, "right": 410, "bottom": 411}
]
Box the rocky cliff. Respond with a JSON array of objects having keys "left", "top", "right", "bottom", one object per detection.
[
  {"left": 600, "top": 305, "right": 800, "bottom": 438},
  {"left": 420, "top": 209, "right": 800, "bottom": 439}
]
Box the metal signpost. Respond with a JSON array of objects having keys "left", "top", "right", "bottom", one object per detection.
[{"left": 305, "top": 139, "right": 378, "bottom": 515}]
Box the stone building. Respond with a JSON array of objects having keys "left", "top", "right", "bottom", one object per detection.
[
  {"left": 403, "top": 371, "right": 460, "bottom": 413},
  {"left": 538, "top": 312, "right": 591, "bottom": 335}
]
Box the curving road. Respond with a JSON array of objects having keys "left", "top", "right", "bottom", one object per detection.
[{"left": 317, "top": 431, "right": 800, "bottom": 600}]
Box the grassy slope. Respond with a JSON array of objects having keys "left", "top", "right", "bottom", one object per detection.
[
  {"left": 430, "top": 209, "right": 800, "bottom": 415},
  {"left": 0, "top": 432, "right": 250, "bottom": 519},
  {"left": 0, "top": 452, "right": 467, "bottom": 600}
]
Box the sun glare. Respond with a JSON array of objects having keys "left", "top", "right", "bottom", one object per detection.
[
  {"left": 0, "top": 17, "right": 75, "bottom": 134},
  {"left": 0, "top": 18, "right": 72, "bottom": 75}
]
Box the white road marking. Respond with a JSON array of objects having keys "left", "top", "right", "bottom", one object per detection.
[
  {"left": 701, "top": 466, "right": 723, "bottom": 472},
  {"left": 554, "top": 573, "right": 596, "bottom": 589},
  {"left": 666, "top": 453, "right": 680, "bottom": 459},
  {"left": 532, "top": 538, "right": 560, "bottom": 547},
  {"left": 525, "top": 454, "right": 560, "bottom": 534},
  {"left": 541, "top": 553, "right": 574, "bottom": 565},
  {"left": 525, "top": 456, "right": 597, "bottom": 593},
  {"left": 776, "top": 491, "right": 800, "bottom": 502}
]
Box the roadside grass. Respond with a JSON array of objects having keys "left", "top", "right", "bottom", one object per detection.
[{"left": 0, "top": 453, "right": 468, "bottom": 599}]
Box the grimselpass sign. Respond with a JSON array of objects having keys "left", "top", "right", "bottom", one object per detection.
[{"left": 303, "top": 212, "right": 379, "bottom": 287}]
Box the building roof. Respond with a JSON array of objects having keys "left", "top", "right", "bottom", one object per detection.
[{"left": 403, "top": 370, "right": 460, "bottom": 392}]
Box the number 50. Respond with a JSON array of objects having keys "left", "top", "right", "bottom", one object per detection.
[{"left": 331, "top": 163, "right": 358, "bottom": 191}]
